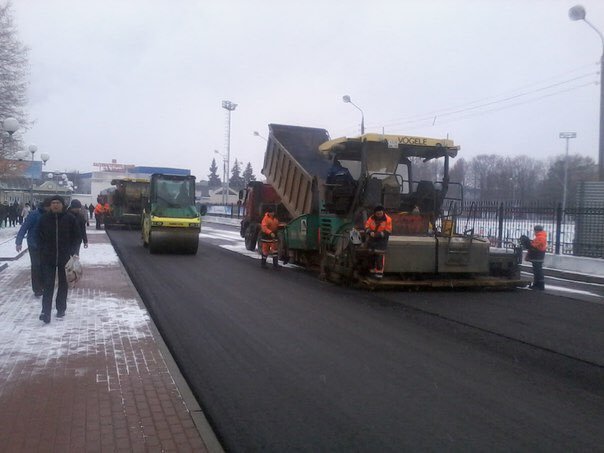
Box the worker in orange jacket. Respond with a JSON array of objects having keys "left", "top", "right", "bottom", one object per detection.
[
  {"left": 364, "top": 205, "right": 393, "bottom": 279},
  {"left": 94, "top": 202, "right": 110, "bottom": 230},
  {"left": 260, "top": 206, "right": 280, "bottom": 269},
  {"left": 525, "top": 224, "right": 547, "bottom": 290}
]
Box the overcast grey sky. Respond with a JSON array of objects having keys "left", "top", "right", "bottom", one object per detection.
[{"left": 11, "top": 0, "right": 604, "bottom": 180}]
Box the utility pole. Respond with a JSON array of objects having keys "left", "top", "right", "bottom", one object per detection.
[{"left": 559, "top": 132, "right": 577, "bottom": 212}]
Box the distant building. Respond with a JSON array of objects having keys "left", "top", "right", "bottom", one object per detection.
[
  {"left": 208, "top": 186, "right": 239, "bottom": 204},
  {"left": 0, "top": 158, "right": 192, "bottom": 207}
]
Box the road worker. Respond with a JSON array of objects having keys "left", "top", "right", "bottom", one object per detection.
[
  {"left": 365, "top": 205, "right": 393, "bottom": 279},
  {"left": 94, "top": 200, "right": 110, "bottom": 230},
  {"left": 524, "top": 225, "right": 547, "bottom": 290},
  {"left": 260, "top": 206, "right": 280, "bottom": 269}
]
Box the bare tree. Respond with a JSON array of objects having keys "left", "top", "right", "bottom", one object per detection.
[
  {"left": 0, "top": 0, "right": 29, "bottom": 165},
  {"left": 538, "top": 154, "right": 597, "bottom": 205}
]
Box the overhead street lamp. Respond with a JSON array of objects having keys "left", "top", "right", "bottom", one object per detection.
[
  {"left": 342, "top": 95, "right": 365, "bottom": 135},
  {"left": 253, "top": 131, "right": 267, "bottom": 141},
  {"left": 569, "top": 5, "right": 604, "bottom": 180},
  {"left": 1, "top": 117, "right": 20, "bottom": 152},
  {"left": 222, "top": 100, "right": 237, "bottom": 207},
  {"left": 559, "top": 132, "right": 577, "bottom": 213},
  {"left": 2, "top": 117, "right": 19, "bottom": 136}
]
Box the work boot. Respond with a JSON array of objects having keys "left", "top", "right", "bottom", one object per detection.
[
  {"left": 273, "top": 256, "right": 279, "bottom": 269},
  {"left": 261, "top": 257, "right": 267, "bottom": 268}
]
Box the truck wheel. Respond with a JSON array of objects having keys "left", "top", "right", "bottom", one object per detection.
[{"left": 244, "top": 225, "right": 258, "bottom": 251}]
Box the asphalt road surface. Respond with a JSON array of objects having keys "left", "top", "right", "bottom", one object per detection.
[{"left": 109, "top": 226, "right": 604, "bottom": 452}]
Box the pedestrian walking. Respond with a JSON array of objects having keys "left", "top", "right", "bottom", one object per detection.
[
  {"left": 260, "top": 206, "right": 280, "bottom": 269},
  {"left": 0, "top": 202, "right": 7, "bottom": 228},
  {"left": 37, "top": 195, "right": 80, "bottom": 323},
  {"left": 16, "top": 198, "right": 51, "bottom": 297},
  {"left": 9, "top": 200, "right": 19, "bottom": 227},
  {"left": 88, "top": 203, "right": 94, "bottom": 221},
  {"left": 20, "top": 203, "right": 31, "bottom": 224},
  {"left": 364, "top": 205, "right": 393, "bottom": 279},
  {"left": 68, "top": 199, "right": 88, "bottom": 255},
  {"left": 83, "top": 204, "right": 90, "bottom": 226}
]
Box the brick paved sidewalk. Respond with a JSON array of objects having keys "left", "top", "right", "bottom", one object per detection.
[{"left": 0, "top": 230, "right": 220, "bottom": 452}]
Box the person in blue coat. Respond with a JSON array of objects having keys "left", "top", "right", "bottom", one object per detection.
[{"left": 16, "top": 198, "right": 51, "bottom": 297}]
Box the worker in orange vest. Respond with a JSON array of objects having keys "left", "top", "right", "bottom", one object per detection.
[
  {"left": 526, "top": 225, "right": 547, "bottom": 290},
  {"left": 94, "top": 201, "right": 110, "bottom": 230},
  {"left": 260, "top": 206, "right": 280, "bottom": 269},
  {"left": 364, "top": 205, "right": 393, "bottom": 279}
]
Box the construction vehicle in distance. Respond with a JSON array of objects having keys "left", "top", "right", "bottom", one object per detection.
[
  {"left": 260, "top": 124, "right": 526, "bottom": 289},
  {"left": 142, "top": 173, "right": 202, "bottom": 254},
  {"left": 238, "top": 181, "right": 290, "bottom": 251},
  {"left": 102, "top": 178, "right": 150, "bottom": 229}
]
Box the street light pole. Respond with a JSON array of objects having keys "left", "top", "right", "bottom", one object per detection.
[
  {"left": 559, "top": 132, "right": 577, "bottom": 212},
  {"left": 214, "top": 149, "right": 227, "bottom": 204},
  {"left": 342, "top": 95, "right": 365, "bottom": 135},
  {"left": 569, "top": 5, "right": 604, "bottom": 180},
  {"left": 222, "top": 100, "right": 237, "bottom": 207},
  {"left": 28, "top": 144, "right": 37, "bottom": 204}
]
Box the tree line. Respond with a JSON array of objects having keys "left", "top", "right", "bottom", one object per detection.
[
  {"left": 446, "top": 153, "right": 597, "bottom": 205},
  {"left": 206, "top": 151, "right": 598, "bottom": 205},
  {"left": 207, "top": 158, "right": 257, "bottom": 192}
]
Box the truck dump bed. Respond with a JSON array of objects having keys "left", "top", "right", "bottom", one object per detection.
[{"left": 262, "top": 124, "right": 331, "bottom": 219}]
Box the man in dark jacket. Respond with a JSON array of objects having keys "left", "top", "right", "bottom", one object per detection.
[
  {"left": 68, "top": 199, "right": 88, "bottom": 255},
  {"left": 37, "top": 195, "right": 80, "bottom": 323},
  {"left": 16, "top": 198, "right": 51, "bottom": 297}
]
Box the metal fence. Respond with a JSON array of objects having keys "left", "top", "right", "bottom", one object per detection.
[
  {"left": 456, "top": 201, "right": 604, "bottom": 258},
  {"left": 205, "top": 201, "right": 604, "bottom": 258}
]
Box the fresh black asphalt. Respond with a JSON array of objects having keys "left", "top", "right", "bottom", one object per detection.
[{"left": 109, "top": 229, "right": 604, "bottom": 452}]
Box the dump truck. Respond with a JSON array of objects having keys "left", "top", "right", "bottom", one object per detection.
[
  {"left": 102, "top": 178, "right": 150, "bottom": 229},
  {"left": 238, "top": 181, "right": 290, "bottom": 251},
  {"left": 142, "top": 173, "right": 201, "bottom": 254},
  {"left": 261, "top": 124, "right": 526, "bottom": 289}
]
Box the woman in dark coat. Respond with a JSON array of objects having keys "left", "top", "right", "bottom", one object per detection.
[{"left": 68, "top": 199, "right": 88, "bottom": 255}]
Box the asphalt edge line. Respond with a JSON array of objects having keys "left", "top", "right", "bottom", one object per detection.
[{"left": 109, "top": 231, "right": 224, "bottom": 453}]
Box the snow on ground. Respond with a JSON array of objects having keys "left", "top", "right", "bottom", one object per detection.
[
  {"left": 0, "top": 225, "right": 19, "bottom": 259},
  {"left": 0, "top": 232, "right": 151, "bottom": 373},
  {"left": 79, "top": 243, "right": 120, "bottom": 266}
]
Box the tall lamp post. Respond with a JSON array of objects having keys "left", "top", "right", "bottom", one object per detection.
[
  {"left": 569, "top": 5, "right": 604, "bottom": 180},
  {"left": 222, "top": 100, "right": 237, "bottom": 207},
  {"left": 28, "top": 144, "right": 38, "bottom": 204},
  {"left": 214, "top": 149, "right": 227, "bottom": 205},
  {"left": 559, "top": 132, "right": 577, "bottom": 212},
  {"left": 342, "top": 95, "right": 365, "bottom": 135},
  {"left": 27, "top": 145, "right": 50, "bottom": 204}
]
